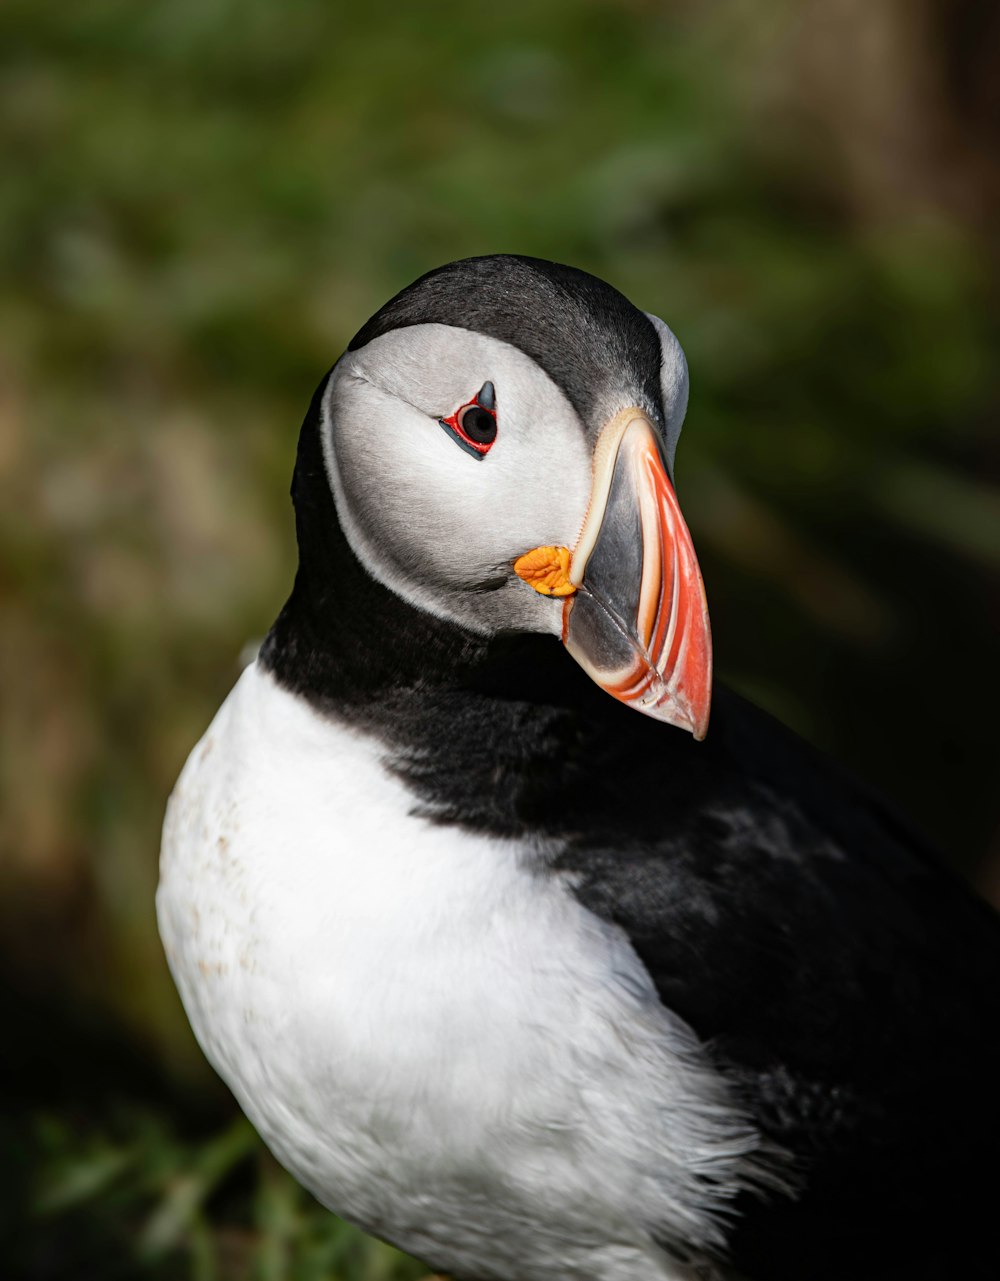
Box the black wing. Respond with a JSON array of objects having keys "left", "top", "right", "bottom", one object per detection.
[{"left": 550, "top": 685, "right": 1000, "bottom": 1281}]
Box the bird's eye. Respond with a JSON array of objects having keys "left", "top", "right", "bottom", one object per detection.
[
  {"left": 457, "top": 405, "right": 497, "bottom": 444},
  {"left": 439, "top": 382, "right": 497, "bottom": 459}
]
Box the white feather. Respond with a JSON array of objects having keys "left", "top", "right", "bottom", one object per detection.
[{"left": 159, "top": 663, "right": 771, "bottom": 1281}]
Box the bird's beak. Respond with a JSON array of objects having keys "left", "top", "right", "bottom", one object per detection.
[{"left": 515, "top": 408, "right": 712, "bottom": 738}]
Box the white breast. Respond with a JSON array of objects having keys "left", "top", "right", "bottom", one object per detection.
[{"left": 157, "top": 662, "right": 763, "bottom": 1281}]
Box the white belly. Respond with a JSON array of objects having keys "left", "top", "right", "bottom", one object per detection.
[{"left": 157, "top": 662, "right": 759, "bottom": 1281}]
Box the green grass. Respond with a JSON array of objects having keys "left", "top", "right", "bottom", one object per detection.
[{"left": 18, "top": 1110, "right": 425, "bottom": 1281}]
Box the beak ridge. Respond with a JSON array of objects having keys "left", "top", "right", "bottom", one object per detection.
[{"left": 563, "top": 411, "right": 712, "bottom": 739}]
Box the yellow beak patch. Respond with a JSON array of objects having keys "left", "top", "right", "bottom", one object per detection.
[{"left": 513, "top": 545, "right": 576, "bottom": 597}]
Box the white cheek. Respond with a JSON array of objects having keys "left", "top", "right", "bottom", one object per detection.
[{"left": 325, "top": 330, "right": 593, "bottom": 634}]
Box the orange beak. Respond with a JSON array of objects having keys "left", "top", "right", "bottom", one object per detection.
[{"left": 516, "top": 408, "right": 712, "bottom": 738}]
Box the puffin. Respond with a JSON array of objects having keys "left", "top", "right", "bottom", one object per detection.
[{"left": 158, "top": 254, "right": 1000, "bottom": 1281}]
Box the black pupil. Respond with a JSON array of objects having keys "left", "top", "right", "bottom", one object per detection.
[{"left": 460, "top": 405, "right": 497, "bottom": 444}]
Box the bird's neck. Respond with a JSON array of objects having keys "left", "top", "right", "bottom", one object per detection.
[
  {"left": 261, "top": 577, "right": 613, "bottom": 838},
  {"left": 259, "top": 387, "right": 626, "bottom": 836}
]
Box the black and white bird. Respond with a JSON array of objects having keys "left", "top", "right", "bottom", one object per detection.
[{"left": 158, "top": 255, "right": 1000, "bottom": 1281}]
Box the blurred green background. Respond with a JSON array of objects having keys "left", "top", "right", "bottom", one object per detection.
[{"left": 2, "top": 0, "right": 998, "bottom": 1276}]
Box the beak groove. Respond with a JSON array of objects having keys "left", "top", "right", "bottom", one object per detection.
[{"left": 563, "top": 409, "right": 712, "bottom": 739}]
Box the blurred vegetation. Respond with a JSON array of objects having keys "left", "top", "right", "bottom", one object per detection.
[{"left": 1, "top": 0, "right": 998, "bottom": 1276}]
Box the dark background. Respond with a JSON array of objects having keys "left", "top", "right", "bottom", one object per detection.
[{"left": 2, "top": 1, "right": 998, "bottom": 1277}]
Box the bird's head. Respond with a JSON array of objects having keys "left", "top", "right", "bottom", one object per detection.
[{"left": 279, "top": 255, "right": 712, "bottom": 739}]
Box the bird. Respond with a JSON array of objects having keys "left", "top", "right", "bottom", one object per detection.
[{"left": 157, "top": 254, "right": 1000, "bottom": 1281}]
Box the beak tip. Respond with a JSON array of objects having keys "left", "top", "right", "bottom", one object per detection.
[
  {"left": 669, "top": 701, "right": 711, "bottom": 742},
  {"left": 690, "top": 686, "right": 712, "bottom": 743},
  {"left": 619, "top": 681, "right": 711, "bottom": 740}
]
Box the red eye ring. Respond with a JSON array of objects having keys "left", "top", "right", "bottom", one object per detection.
[{"left": 439, "top": 381, "right": 497, "bottom": 459}]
